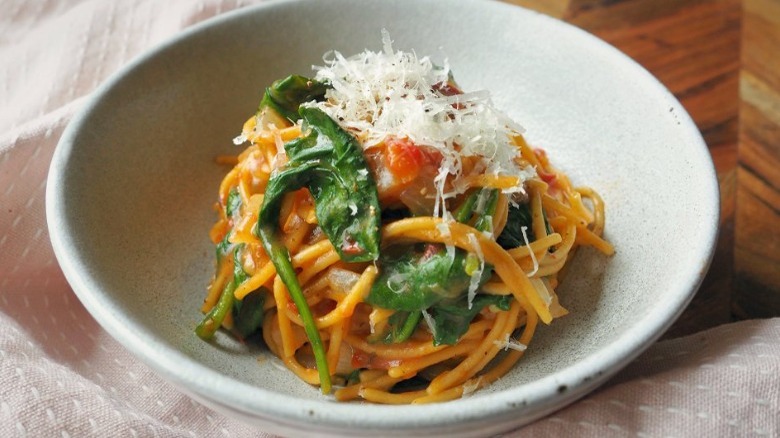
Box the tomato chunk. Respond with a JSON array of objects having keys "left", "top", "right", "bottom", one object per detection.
[
  {"left": 432, "top": 81, "right": 463, "bottom": 96},
  {"left": 385, "top": 136, "right": 424, "bottom": 183}
]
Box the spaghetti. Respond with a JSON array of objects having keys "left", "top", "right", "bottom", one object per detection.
[{"left": 197, "top": 34, "right": 613, "bottom": 404}]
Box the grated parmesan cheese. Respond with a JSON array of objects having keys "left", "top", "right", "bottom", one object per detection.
[
  {"left": 462, "top": 377, "right": 483, "bottom": 396},
  {"left": 466, "top": 233, "right": 485, "bottom": 310},
  {"left": 530, "top": 277, "right": 554, "bottom": 307},
  {"left": 435, "top": 211, "right": 457, "bottom": 264},
  {"left": 493, "top": 333, "right": 527, "bottom": 352},
  {"left": 520, "top": 225, "right": 539, "bottom": 277},
  {"left": 421, "top": 309, "right": 437, "bottom": 339},
  {"left": 304, "top": 30, "right": 536, "bottom": 217},
  {"left": 232, "top": 133, "right": 247, "bottom": 145}
]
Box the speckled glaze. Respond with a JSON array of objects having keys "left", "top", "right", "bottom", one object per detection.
[{"left": 46, "top": 0, "right": 719, "bottom": 436}]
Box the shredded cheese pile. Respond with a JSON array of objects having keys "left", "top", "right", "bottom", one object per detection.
[{"left": 305, "top": 31, "right": 535, "bottom": 214}]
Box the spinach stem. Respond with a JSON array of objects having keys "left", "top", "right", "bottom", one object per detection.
[
  {"left": 269, "top": 245, "right": 332, "bottom": 394},
  {"left": 196, "top": 275, "right": 236, "bottom": 340},
  {"left": 453, "top": 190, "right": 480, "bottom": 223},
  {"left": 473, "top": 189, "right": 499, "bottom": 232},
  {"left": 397, "top": 311, "right": 422, "bottom": 342}
]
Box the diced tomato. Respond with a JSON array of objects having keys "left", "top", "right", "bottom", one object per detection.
[
  {"left": 385, "top": 136, "right": 425, "bottom": 184},
  {"left": 351, "top": 349, "right": 371, "bottom": 369},
  {"left": 433, "top": 81, "right": 466, "bottom": 110},
  {"left": 350, "top": 349, "right": 402, "bottom": 370},
  {"left": 432, "top": 81, "right": 463, "bottom": 96},
  {"left": 421, "top": 243, "right": 440, "bottom": 261},
  {"left": 366, "top": 137, "right": 442, "bottom": 210}
]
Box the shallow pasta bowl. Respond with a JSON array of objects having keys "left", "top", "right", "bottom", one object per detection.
[{"left": 46, "top": 0, "right": 719, "bottom": 436}]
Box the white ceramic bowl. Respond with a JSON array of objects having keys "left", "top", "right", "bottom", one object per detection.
[{"left": 46, "top": 0, "right": 719, "bottom": 436}]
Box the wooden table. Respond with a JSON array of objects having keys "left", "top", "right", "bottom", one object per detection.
[{"left": 504, "top": 0, "right": 780, "bottom": 336}]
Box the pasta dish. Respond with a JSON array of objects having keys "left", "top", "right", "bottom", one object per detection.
[{"left": 196, "top": 33, "right": 613, "bottom": 404}]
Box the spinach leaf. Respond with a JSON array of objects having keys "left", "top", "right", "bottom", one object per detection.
[
  {"left": 367, "top": 244, "right": 490, "bottom": 312},
  {"left": 225, "top": 187, "right": 242, "bottom": 218},
  {"left": 232, "top": 286, "right": 266, "bottom": 339},
  {"left": 343, "top": 369, "right": 361, "bottom": 386},
  {"left": 215, "top": 189, "right": 242, "bottom": 266},
  {"left": 496, "top": 202, "right": 534, "bottom": 248},
  {"left": 496, "top": 201, "right": 554, "bottom": 249},
  {"left": 368, "top": 187, "right": 501, "bottom": 344},
  {"left": 259, "top": 75, "right": 328, "bottom": 122},
  {"left": 256, "top": 106, "right": 381, "bottom": 393},
  {"left": 368, "top": 187, "right": 498, "bottom": 314},
  {"left": 215, "top": 232, "right": 232, "bottom": 265},
  {"left": 258, "top": 105, "right": 382, "bottom": 262},
  {"left": 281, "top": 106, "right": 382, "bottom": 261},
  {"left": 231, "top": 246, "right": 248, "bottom": 284},
  {"left": 429, "top": 294, "right": 512, "bottom": 346}
]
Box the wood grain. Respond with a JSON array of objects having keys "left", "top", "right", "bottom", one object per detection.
[
  {"left": 504, "top": 0, "right": 743, "bottom": 335},
  {"left": 734, "top": 0, "right": 780, "bottom": 317}
]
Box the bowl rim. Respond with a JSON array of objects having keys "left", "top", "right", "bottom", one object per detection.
[{"left": 46, "top": 0, "right": 720, "bottom": 433}]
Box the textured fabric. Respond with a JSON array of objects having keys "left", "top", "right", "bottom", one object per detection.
[
  {"left": 0, "top": 1, "right": 777, "bottom": 436},
  {"left": 513, "top": 319, "right": 780, "bottom": 437}
]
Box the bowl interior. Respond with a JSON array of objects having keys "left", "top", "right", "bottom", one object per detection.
[{"left": 48, "top": 0, "right": 718, "bottom": 434}]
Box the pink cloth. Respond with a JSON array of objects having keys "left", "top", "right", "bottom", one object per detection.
[{"left": 1, "top": 1, "right": 777, "bottom": 436}]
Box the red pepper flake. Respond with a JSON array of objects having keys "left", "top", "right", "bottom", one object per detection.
[{"left": 341, "top": 235, "right": 364, "bottom": 255}]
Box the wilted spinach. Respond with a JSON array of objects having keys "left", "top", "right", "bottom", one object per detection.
[
  {"left": 225, "top": 187, "right": 242, "bottom": 218},
  {"left": 367, "top": 244, "right": 491, "bottom": 312},
  {"left": 496, "top": 201, "right": 553, "bottom": 249},
  {"left": 232, "top": 287, "right": 266, "bottom": 339},
  {"left": 429, "top": 294, "right": 511, "bottom": 346},
  {"left": 258, "top": 75, "right": 328, "bottom": 122},
  {"left": 496, "top": 202, "right": 534, "bottom": 248},
  {"left": 368, "top": 188, "right": 503, "bottom": 344},
  {"left": 256, "top": 106, "right": 381, "bottom": 393}
]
